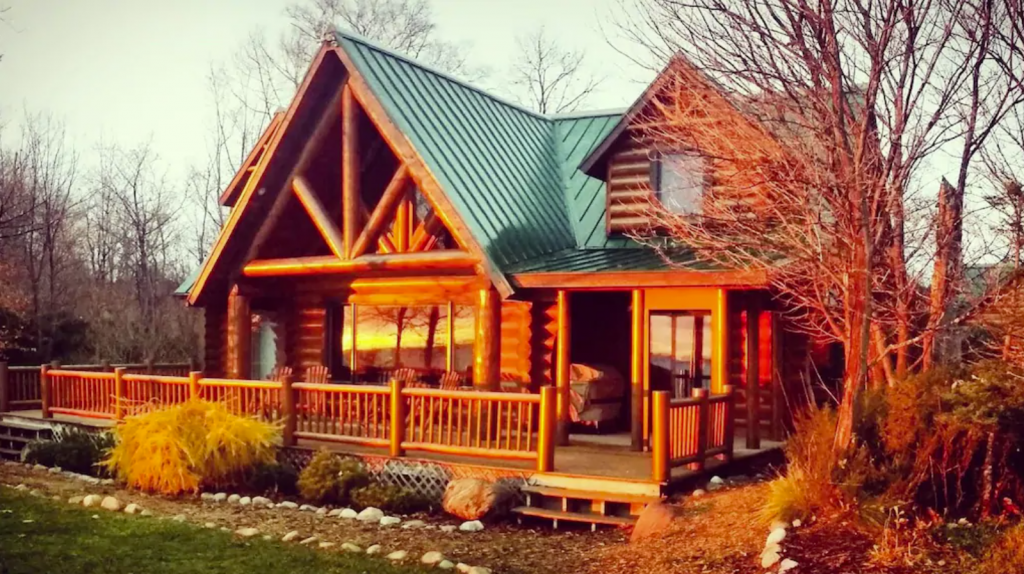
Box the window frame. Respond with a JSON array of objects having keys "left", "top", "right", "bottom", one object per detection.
[{"left": 650, "top": 150, "right": 707, "bottom": 216}]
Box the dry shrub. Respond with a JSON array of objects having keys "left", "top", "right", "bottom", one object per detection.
[
  {"left": 103, "top": 400, "right": 279, "bottom": 495},
  {"left": 978, "top": 524, "right": 1024, "bottom": 574},
  {"left": 296, "top": 450, "right": 369, "bottom": 505}
]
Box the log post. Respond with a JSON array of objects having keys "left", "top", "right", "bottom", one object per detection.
[
  {"left": 713, "top": 289, "right": 729, "bottom": 394},
  {"left": 746, "top": 304, "right": 761, "bottom": 450},
  {"left": 342, "top": 83, "right": 359, "bottom": 259},
  {"left": 0, "top": 362, "right": 8, "bottom": 413},
  {"left": 281, "top": 373, "right": 296, "bottom": 447},
  {"left": 114, "top": 367, "right": 126, "bottom": 421},
  {"left": 630, "top": 289, "right": 645, "bottom": 451},
  {"left": 723, "top": 384, "right": 736, "bottom": 462},
  {"left": 227, "top": 285, "right": 252, "bottom": 380},
  {"left": 651, "top": 390, "right": 670, "bottom": 483},
  {"left": 188, "top": 371, "right": 202, "bottom": 400},
  {"left": 555, "top": 289, "right": 571, "bottom": 446},
  {"left": 390, "top": 377, "right": 405, "bottom": 457},
  {"left": 40, "top": 364, "right": 52, "bottom": 419},
  {"left": 473, "top": 287, "right": 501, "bottom": 391},
  {"left": 537, "top": 386, "right": 556, "bottom": 473},
  {"left": 694, "top": 388, "right": 709, "bottom": 470}
]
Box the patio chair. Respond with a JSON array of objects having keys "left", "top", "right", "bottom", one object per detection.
[{"left": 304, "top": 364, "right": 330, "bottom": 385}]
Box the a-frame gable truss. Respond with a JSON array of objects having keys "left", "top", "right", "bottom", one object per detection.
[{"left": 242, "top": 76, "right": 474, "bottom": 277}]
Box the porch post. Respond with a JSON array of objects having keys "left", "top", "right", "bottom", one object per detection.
[
  {"left": 651, "top": 390, "right": 669, "bottom": 483},
  {"left": 555, "top": 290, "right": 571, "bottom": 446},
  {"left": 537, "top": 385, "right": 556, "bottom": 472},
  {"left": 0, "top": 362, "right": 8, "bottom": 413},
  {"left": 281, "top": 372, "right": 296, "bottom": 447},
  {"left": 746, "top": 303, "right": 762, "bottom": 450},
  {"left": 227, "top": 285, "right": 252, "bottom": 380},
  {"left": 113, "top": 367, "right": 125, "bottom": 421},
  {"left": 342, "top": 83, "right": 359, "bottom": 259},
  {"left": 473, "top": 287, "right": 501, "bottom": 391},
  {"left": 630, "top": 289, "right": 645, "bottom": 451},
  {"left": 712, "top": 289, "right": 730, "bottom": 394},
  {"left": 40, "top": 364, "right": 51, "bottom": 419}
]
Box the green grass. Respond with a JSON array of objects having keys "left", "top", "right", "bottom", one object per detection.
[{"left": 0, "top": 489, "right": 421, "bottom": 574}]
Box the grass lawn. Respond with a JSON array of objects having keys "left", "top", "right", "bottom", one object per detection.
[{"left": 0, "top": 489, "right": 422, "bottom": 574}]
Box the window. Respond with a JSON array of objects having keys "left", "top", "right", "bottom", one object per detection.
[
  {"left": 651, "top": 152, "right": 706, "bottom": 215},
  {"left": 250, "top": 312, "right": 281, "bottom": 380},
  {"left": 649, "top": 311, "right": 712, "bottom": 398}
]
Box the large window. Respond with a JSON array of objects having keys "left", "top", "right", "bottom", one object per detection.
[
  {"left": 649, "top": 311, "right": 712, "bottom": 398},
  {"left": 651, "top": 152, "right": 706, "bottom": 215},
  {"left": 333, "top": 303, "right": 475, "bottom": 383}
]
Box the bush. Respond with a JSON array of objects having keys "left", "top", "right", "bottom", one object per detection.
[
  {"left": 23, "top": 428, "right": 114, "bottom": 476},
  {"left": 246, "top": 461, "right": 299, "bottom": 496},
  {"left": 102, "top": 400, "right": 279, "bottom": 495},
  {"left": 978, "top": 523, "right": 1024, "bottom": 574},
  {"left": 296, "top": 451, "right": 369, "bottom": 505},
  {"left": 350, "top": 483, "right": 430, "bottom": 514}
]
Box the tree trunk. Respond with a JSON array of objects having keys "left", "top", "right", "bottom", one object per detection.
[
  {"left": 981, "top": 430, "right": 996, "bottom": 519},
  {"left": 924, "top": 178, "right": 963, "bottom": 369}
]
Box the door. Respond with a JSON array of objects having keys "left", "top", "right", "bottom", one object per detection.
[{"left": 649, "top": 311, "right": 712, "bottom": 399}]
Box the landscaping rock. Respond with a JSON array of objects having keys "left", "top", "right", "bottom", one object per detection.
[
  {"left": 299, "top": 504, "right": 318, "bottom": 512},
  {"left": 380, "top": 516, "right": 401, "bottom": 527},
  {"left": 282, "top": 531, "right": 301, "bottom": 542},
  {"left": 263, "top": 535, "right": 273, "bottom": 541},
  {"left": 277, "top": 501, "right": 298, "bottom": 509},
  {"left": 316, "top": 507, "right": 327, "bottom": 516},
  {"left": 13, "top": 484, "right": 27, "bottom": 491},
  {"left": 769, "top": 520, "right": 789, "bottom": 532},
  {"left": 238, "top": 496, "right": 252, "bottom": 507},
  {"left": 792, "top": 519, "right": 802, "bottom": 528},
  {"left": 442, "top": 478, "right": 513, "bottom": 520},
  {"left": 200, "top": 492, "right": 215, "bottom": 501},
  {"left": 691, "top": 489, "right": 706, "bottom": 498},
  {"left": 766, "top": 527, "right": 787, "bottom": 546},
  {"left": 341, "top": 542, "right": 362, "bottom": 553},
  {"left": 100, "top": 479, "right": 114, "bottom": 486},
  {"left": 29, "top": 489, "right": 42, "bottom": 497},
  {"left": 440, "top": 525, "right": 457, "bottom": 533},
  {"left": 172, "top": 514, "right": 187, "bottom": 522},
  {"left": 124, "top": 503, "right": 141, "bottom": 515},
  {"left": 235, "top": 527, "right": 260, "bottom": 538},
  {"left": 459, "top": 520, "right": 484, "bottom": 532},
  {"left": 401, "top": 519, "right": 426, "bottom": 529},
  {"left": 33, "top": 464, "right": 46, "bottom": 471},
  {"left": 630, "top": 502, "right": 676, "bottom": 543},
  {"left": 220, "top": 527, "right": 230, "bottom": 532},
  {"left": 212, "top": 493, "right": 227, "bottom": 502},
  {"left": 299, "top": 536, "right": 318, "bottom": 545},
  {"left": 48, "top": 466, "right": 62, "bottom": 474},
  {"left": 467, "top": 567, "right": 492, "bottom": 574},
  {"left": 357, "top": 507, "right": 384, "bottom": 522},
  {"left": 387, "top": 550, "right": 408, "bottom": 561},
  {"left": 318, "top": 542, "right": 335, "bottom": 549},
  {"left": 421, "top": 551, "right": 446, "bottom": 566},
  {"left": 780, "top": 558, "right": 798, "bottom": 572},
  {"left": 227, "top": 494, "right": 241, "bottom": 504},
  {"left": 83, "top": 476, "right": 101, "bottom": 486},
  {"left": 365, "top": 544, "right": 382, "bottom": 555},
  {"left": 327, "top": 508, "right": 344, "bottom": 517},
  {"left": 205, "top": 522, "right": 217, "bottom": 529},
  {"left": 761, "top": 548, "right": 781, "bottom": 569},
  {"left": 339, "top": 508, "right": 358, "bottom": 519},
  {"left": 140, "top": 510, "right": 153, "bottom": 517},
  {"left": 82, "top": 494, "right": 102, "bottom": 507},
  {"left": 456, "top": 564, "right": 471, "bottom": 573},
  {"left": 252, "top": 496, "right": 271, "bottom": 507},
  {"left": 68, "top": 496, "right": 84, "bottom": 505},
  {"left": 707, "top": 476, "right": 725, "bottom": 491},
  {"left": 439, "top": 560, "right": 455, "bottom": 570}
]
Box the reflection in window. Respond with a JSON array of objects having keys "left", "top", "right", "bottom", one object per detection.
[
  {"left": 452, "top": 305, "right": 475, "bottom": 377},
  {"left": 649, "top": 311, "right": 712, "bottom": 398},
  {"left": 251, "top": 312, "right": 280, "bottom": 380},
  {"left": 653, "top": 153, "right": 705, "bottom": 215},
  {"left": 355, "top": 305, "right": 448, "bottom": 371}
]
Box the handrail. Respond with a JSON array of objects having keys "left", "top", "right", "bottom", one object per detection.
[{"left": 651, "top": 385, "right": 735, "bottom": 482}]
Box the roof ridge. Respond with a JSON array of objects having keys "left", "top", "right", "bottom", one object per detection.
[{"left": 549, "top": 108, "right": 627, "bottom": 120}]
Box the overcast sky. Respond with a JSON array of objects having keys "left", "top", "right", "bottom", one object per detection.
[{"left": 0, "top": 0, "right": 653, "bottom": 179}]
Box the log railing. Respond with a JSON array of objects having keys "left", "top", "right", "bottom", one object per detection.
[
  {"left": 31, "top": 368, "right": 558, "bottom": 472},
  {"left": 651, "top": 386, "right": 735, "bottom": 482},
  {"left": 0, "top": 361, "right": 193, "bottom": 412}
]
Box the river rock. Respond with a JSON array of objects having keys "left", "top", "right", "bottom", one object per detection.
[
  {"left": 299, "top": 504, "right": 318, "bottom": 512},
  {"left": 82, "top": 494, "right": 102, "bottom": 507},
  {"left": 421, "top": 551, "right": 446, "bottom": 565},
  {"left": 340, "top": 508, "right": 358, "bottom": 519},
  {"left": 277, "top": 501, "right": 298, "bottom": 509},
  {"left": 357, "top": 507, "right": 384, "bottom": 522},
  {"left": 252, "top": 496, "right": 272, "bottom": 507},
  {"left": 761, "top": 548, "right": 781, "bottom": 568},
  {"left": 124, "top": 503, "right": 141, "bottom": 515},
  {"left": 779, "top": 558, "right": 798, "bottom": 572},
  {"left": 318, "top": 542, "right": 335, "bottom": 549},
  {"left": 341, "top": 542, "right": 362, "bottom": 552},
  {"left": 707, "top": 476, "right": 725, "bottom": 491},
  {"left": 459, "top": 520, "right": 484, "bottom": 532},
  {"left": 366, "top": 544, "right": 382, "bottom": 555},
  {"left": 440, "top": 525, "right": 457, "bottom": 533},
  {"left": 68, "top": 496, "right": 84, "bottom": 505},
  {"left": 767, "top": 527, "right": 787, "bottom": 546},
  {"left": 239, "top": 496, "right": 252, "bottom": 507},
  {"left": 468, "top": 568, "right": 492, "bottom": 574},
  {"left": 327, "top": 508, "right": 344, "bottom": 517},
  {"left": 282, "top": 531, "right": 301, "bottom": 542},
  {"left": 401, "top": 519, "right": 426, "bottom": 529},
  {"left": 439, "top": 560, "right": 455, "bottom": 570},
  {"left": 380, "top": 516, "right": 401, "bottom": 526},
  {"left": 227, "top": 494, "right": 241, "bottom": 504},
  {"left": 212, "top": 492, "right": 227, "bottom": 502},
  {"left": 200, "top": 492, "right": 215, "bottom": 501},
  {"left": 387, "top": 550, "right": 408, "bottom": 561},
  {"left": 299, "top": 536, "right": 318, "bottom": 545},
  {"left": 235, "top": 527, "right": 260, "bottom": 538}
]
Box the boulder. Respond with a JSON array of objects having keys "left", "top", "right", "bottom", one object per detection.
[
  {"left": 380, "top": 516, "right": 401, "bottom": 527},
  {"left": 442, "top": 478, "right": 513, "bottom": 520},
  {"left": 630, "top": 502, "right": 677, "bottom": 544},
  {"left": 421, "top": 551, "right": 446, "bottom": 565},
  {"left": 357, "top": 507, "right": 384, "bottom": 522},
  {"left": 459, "top": 520, "right": 484, "bottom": 532},
  {"left": 365, "top": 544, "right": 382, "bottom": 555},
  {"left": 341, "top": 542, "right": 362, "bottom": 552},
  {"left": 252, "top": 496, "right": 272, "bottom": 507},
  {"left": 82, "top": 494, "right": 103, "bottom": 508},
  {"left": 282, "top": 531, "right": 301, "bottom": 542},
  {"left": 235, "top": 527, "right": 260, "bottom": 538},
  {"left": 339, "top": 508, "right": 358, "bottom": 519},
  {"left": 123, "top": 503, "right": 141, "bottom": 515},
  {"left": 387, "top": 550, "right": 408, "bottom": 561}
]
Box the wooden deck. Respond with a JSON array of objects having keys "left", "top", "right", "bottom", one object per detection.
[{"left": 3, "top": 409, "right": 781, "bottom": 491}]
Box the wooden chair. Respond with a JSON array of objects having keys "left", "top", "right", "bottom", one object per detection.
[
  {"left": 439, "top": 371, "right": 465, "bottom": 391},
  {"left": 267, "top": 365, "right": 293, "bottom": 382},
  {"left": 304, "top": 365, "right": 330, "bottom": 385}
]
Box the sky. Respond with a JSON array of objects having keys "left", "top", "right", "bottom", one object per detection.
[{"left": 0, "top": 0, "right": 653, "bottom": 179}]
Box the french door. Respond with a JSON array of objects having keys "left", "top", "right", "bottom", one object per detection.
[{"left": 649, "top": 311, "right": 712, "bottom": 398}]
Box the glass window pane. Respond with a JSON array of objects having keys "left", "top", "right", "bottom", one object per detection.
[
  {"left": 251, "top": 313, "right": 279, "bottom": 380},
  {"left": 658, "top": 153, "right": 704, "bottom": 214},
  {"left": 354, "top": 305, "right": 449, "bottom": 373},
  {"left": 453, "top": 305, "right": 475, "bottom": 377}
]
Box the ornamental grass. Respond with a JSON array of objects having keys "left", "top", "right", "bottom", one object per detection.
[{"left": 103, "top": 399, "right": 280, "bottom": 495}]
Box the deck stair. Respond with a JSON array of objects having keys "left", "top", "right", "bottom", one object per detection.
[
  {"left": 0, "top": 415, "right": 53, "bottom": 461},
  {"left": 513, "top": 474, "right": 662, "bottom": 530}
]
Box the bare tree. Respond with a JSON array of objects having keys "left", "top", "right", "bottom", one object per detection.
[
  {"left": 613, "top": 0, "right": 1024, "bottom": 450},
  {"left": 508, "top": 27, "right": 601, "bottom": 114}
]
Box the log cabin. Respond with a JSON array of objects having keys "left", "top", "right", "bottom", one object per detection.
[{"left": 167, "top": 30, "right": 815, "bottom": 522}]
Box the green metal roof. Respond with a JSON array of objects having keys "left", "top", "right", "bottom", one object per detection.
[
  {"left": 173, "top": 266, "right": 200, "bottom": 298},
  {"left": 505, "top": 246, "right": 714, "bottom": 274}
]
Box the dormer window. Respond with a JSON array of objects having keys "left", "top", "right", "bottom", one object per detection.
[{"left": 650, "top": 152, "right": 706, "bottom": 215}]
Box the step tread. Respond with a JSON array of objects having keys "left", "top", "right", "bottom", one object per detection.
[
  {"left": 0, "top": 419, "right": 53, "bottom": 432},
  {"left": 522, "top": 485, "right": 660, "bottom": 505},
  {"left": 511, "top": 506, "right": 635, "bottom": 526}
]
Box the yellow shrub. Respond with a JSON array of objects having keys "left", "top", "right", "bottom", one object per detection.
[
  {"left": 103, "top": 400, "right": 280, "bottom": 495},
  {"left": 979, "top": 524, "right": 1024, "bottom": 574}
]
